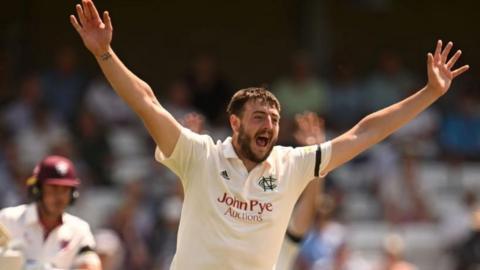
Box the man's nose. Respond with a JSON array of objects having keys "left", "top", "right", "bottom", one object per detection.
[{"left": 264, "top": 117, "right": 274, "bottom": 129}]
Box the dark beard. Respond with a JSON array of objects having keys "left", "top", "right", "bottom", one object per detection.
[{"left": 237, "top": 125, "right": 275, "bottom": 163}]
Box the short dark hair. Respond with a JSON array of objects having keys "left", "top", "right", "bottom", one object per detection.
[{"left": 226, "top": 87, "right": 281, "bottom": 117}]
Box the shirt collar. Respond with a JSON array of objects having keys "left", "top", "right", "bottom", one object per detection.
[
  {"left": 25, "top": 203, "right": 39, "bottom": 225},
  {"left": 222, "top": 137, "right": 239, "bottom": 159},
  {"left": 222, "top": 137, "right": 274, "bottom": 168}
]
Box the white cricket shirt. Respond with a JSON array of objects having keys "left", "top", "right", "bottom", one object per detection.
[
  {"left": 0, "top": 203, "right": 96, "bottom": 269},
  {"left": 155, "top": 128, "right": 331, "bottom": 270}
]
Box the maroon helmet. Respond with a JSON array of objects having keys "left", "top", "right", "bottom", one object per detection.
[{"left": 33, "top": 155, "right": 80, "bottom": 187}]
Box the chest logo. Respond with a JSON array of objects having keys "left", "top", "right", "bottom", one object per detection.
[{"left": 258, "top": 175, "right": 277, "bottom": 191}]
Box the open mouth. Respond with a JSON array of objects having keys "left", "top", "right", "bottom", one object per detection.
[{"left": 255, "top": 135, "right": 270, "bottom": 148}]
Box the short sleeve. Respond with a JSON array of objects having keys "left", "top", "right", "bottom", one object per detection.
[
  {"left": 154, "top": 127, "right": 211, "bottom": 186},
  {"left": 290, "top": 141, "right": 332, "bottom": 182},
  {"left": 74, "top": 225, "right": 101, "bottom": 268},
  {"left": 78, "top": 223, "right": 96, "bottom": 250}
]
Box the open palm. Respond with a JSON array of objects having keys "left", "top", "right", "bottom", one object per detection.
[
  {"left": 427, "top": 40, "right": 469, "bottom": 95},
  {"left": 294, "top": 112, "right": 325, "bottom": 146},
  {"left": 70, "top": 0, "right": 113, "bottom": 57}
]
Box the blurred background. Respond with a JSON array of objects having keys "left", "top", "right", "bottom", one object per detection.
[{"left": 1, "top": 0, "right": 480, "bottom": 269}]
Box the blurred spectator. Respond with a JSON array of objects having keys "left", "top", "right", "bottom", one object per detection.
[
  {"left": 108, "top": 180, "right": 156, "bottom": 270},
  {"left": 107, "top": 123, "right": 152, "bottom": 185},
  {"left": 441, "top": 191, "right": 478, "bottom": 251},
  {"left": 14, "top": 103, "right": 73, "bottom": 174},
  {"left": 1, "top": 73, "right": 41, "bottom": 134},
  {"left": 40, "top": 45, "right": 87, "bottom": 123},
  {"left": 376, "top": 234, "right": 418, "bottom": 270},
  {"left": 84, "top": 76, "right": 137, "bottom": 127},
  {"left": 273, "top": 51, "right": 328, "bottom": 144},
  {"left": 391, "top": 107, "right": 440, "bottom": 159},
  {"left": 439, "top": 90, "right": 480, "bottom": 161},
  {"left": 454, "top": 206, "right": 480, "bottom": 270},
  {"left": 184, "top": 53, "right": 233, "bottom": 127},
  {"left": 326, "top": 57, "right": 363, "bottom": 131},
  {"left": 363, "top": 50, "right": 417, "bottom": 112},
  {"left": 0, "top": 125, "right": 25, "bottom": 208},
  {"left": 94, "top": 229, "right": 125, "bottom": 270},
  {"left": 154, "top": 180, "right": 183, "bottom": 270},
  {"left": 369, "top": 143, "right": 431, "bottom": 224},
  {"left": 162, "top": 80, "right": 196, "bottom": 121},
  {"left": 74, "top": 107, "right": 112, "bottom": 186},
  {"left": 274, "top": 51, "right": 328, "bottom": 118},
  {"left": 295, "top": 194, "right": 347, "bottom": 270}
]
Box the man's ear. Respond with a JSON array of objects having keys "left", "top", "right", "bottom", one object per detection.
[{"left": 230, "top": 114, "right": 240, "bottom": 133}]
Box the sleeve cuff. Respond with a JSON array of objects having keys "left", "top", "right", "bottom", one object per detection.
[{"left": 318, "top": 141, "right": 332, "bottom": 178}]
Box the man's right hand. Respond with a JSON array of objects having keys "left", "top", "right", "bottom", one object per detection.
[{"left": 70, "top": 0, "right": 113, "bottom": 57}]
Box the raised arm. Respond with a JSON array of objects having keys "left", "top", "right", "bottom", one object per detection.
[
  {"left": 70, "top": 0, "right": 181, "bottom": 156},
  {"left": 324, "top": 40, "right": 469, "bottom": 174},
  {"left": 288, "top": 112, "right": 325, "bottom": 237}
]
